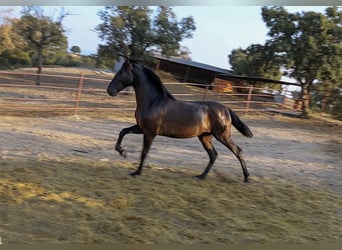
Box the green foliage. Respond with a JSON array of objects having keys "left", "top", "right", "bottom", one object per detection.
[
  {"left": 70, "top": 45, "right": 81, "bottom": 54},
  {"left": 331, "top": 96, "right": 342, "bottom": 120},
  {"left": 229, "top": 44, "right": 282, "bottom": 90},
  {"left": 96, "top": 6, "right": 152, "bottom": 58},
  {"left": 96, "top": 44, "right": 119, "bottom": 69},
  {"left": 261, "top": 7, "right": 341, "bottom": 117},
  {"left": 228, "top": 7, "right": 341, "bottom": 117},
  {"left": 0, "top": 49, "right": 31, "bottom": 69},
  {"left": 0, "top": 8, "right": 29, "bottom": 67},
  {"left": 14, "top": 6, "right": 69, "bottom": 78},
  {"left": 261, "top": 7, "right": 341, "bottom": 84},
  {"left": 95, "top": 6, "right": 195, "bottom": 60},
  {"left": 17, "top": 7, "right": 68, "bottom": 50},
  {"left": 153, "top": 7, "right": 196, "bottom": 56},
  {"left": 0, "top": 7, "right": 98, "bottom": 70}
]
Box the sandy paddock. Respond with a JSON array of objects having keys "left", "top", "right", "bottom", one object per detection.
[{"left": 0, "top": 114, "right": 341, "bottom": 243}]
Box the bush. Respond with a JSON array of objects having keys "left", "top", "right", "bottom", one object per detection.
[
  {"left": 0, "top": 49, "right": 31, "bottom": 69},
  {"left": 331, "top": 99, "right": 342, "bottom": 120}
]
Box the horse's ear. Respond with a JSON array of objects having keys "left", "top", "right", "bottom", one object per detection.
[
  {"left": 122, "top": 56, "right": 133, "bottom": 71},
  {"left": 127, "top": 61, "right": 133, "bottom": 71},
  {"left": 117, "top": 53, "right": 130, "bottom": 64}
]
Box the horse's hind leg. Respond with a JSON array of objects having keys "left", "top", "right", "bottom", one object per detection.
[
  {"left": 115, "top": 124, "right": 142, "bottom": 157},
  {"left": 216, "top": 136, "right": 249, "bottom": 182},
  {"left": 195, "top": 134, "right": 218, "bottom": 179}
]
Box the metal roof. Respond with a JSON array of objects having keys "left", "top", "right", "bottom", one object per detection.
[
  {"left": 152, "top": 54, "right": 298, "bottom": 86},
  {"left": 152, "top": 54, "right": 233, "bottom": 75}
]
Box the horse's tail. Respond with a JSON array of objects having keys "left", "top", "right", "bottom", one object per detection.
[{"left": 229, "top": 109, "right": 253, "bottom": 138}]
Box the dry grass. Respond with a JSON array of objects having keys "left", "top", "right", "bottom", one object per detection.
[{"left": 0, "top": 157, "right": 341, "bottom": 244}]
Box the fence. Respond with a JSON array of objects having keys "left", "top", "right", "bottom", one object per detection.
[{"left": 0, "top": 70, "right": 302, "bottom": 117}]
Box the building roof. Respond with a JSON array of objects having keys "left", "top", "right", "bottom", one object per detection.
[
  {"left": 152, "top": 54, "right": 233, "bottom": 75},
  {"left": 152, "top": 54, "right": 299, "bottom": 86}
]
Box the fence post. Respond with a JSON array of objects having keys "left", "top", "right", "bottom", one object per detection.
[
  {"left": 74, "top": 72, "right": 84, "bottom": 115},
  {"left": 202, "top": 85, "right": 208, "bottom": 101},
  {"left": 245, "top": 85, "right": 254, "bottom": 114}
]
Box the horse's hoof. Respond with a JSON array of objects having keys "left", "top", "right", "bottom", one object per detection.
[
  {"left": 120, "top": 150, "right": 127, "bottom": 158},
  {"left": 194, "top": 174, "right": 206, "bottom": 180},
  {"left": 116, "top": 148, "right": 127, "bottom": 158},
  {"left": 244, "top": 177, "right": 249, "bottom": 183},
  {"left": 130, "top": 171, "right": 140, "bottom": 177}
]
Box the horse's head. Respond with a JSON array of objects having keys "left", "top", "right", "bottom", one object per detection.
[{"left": 107, "top": 57, "right": 135, "bottom": 97}]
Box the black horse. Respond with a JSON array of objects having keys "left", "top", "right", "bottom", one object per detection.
[{"left": 107, "top": 58, "right": 253, "bottom": 182}]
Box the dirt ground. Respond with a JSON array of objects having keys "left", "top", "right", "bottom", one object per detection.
[
  {"left": 1, "top": 114, "right": 341, "bottom": 192},
  {"left": 0, "top": 113, "right": 341, "bottom": 243}
]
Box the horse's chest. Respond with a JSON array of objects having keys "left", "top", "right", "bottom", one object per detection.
[{"left": 136, "top": 110, "right": 162, "bottom": 134}]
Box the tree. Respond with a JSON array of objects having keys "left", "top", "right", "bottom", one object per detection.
[
  {"left": 96, "top": 44, "right": 119, "bottom": 68},
  {"left": 15, "top": 6, "right": 68, "bottom": 84},
  {"left": 0, "top": 8, "right": 29, "bottom": 67},
  {"left": 0, "top": 9, "right": 17, "bottom": 54},
  {"left": 153, "top": 6, "right": 196, "bottom": 56},
  {"left": 95, "top": 6, "right": 195, "bottom": 66},
  {"left": 70, "top": 45, "right": 81, "bottom": 54},
  {"left": 261, "top": 6, "right": 342, "bottom": 117},
  {"left": 96, "top": 6, "right": 152, "bottom": 60},
  {"left": 228, "top": 43, "right": 282, "bottom": 90}
]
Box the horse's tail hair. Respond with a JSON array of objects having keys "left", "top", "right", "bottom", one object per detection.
[{"left": 229, "top": 109, "right": 253, "bottom": 138}]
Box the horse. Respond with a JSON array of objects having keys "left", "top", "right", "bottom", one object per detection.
[{"left": 107, "top": 58, "right": 253, "bottom": 182}]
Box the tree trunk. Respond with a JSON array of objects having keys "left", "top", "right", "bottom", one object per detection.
[
  {"left": 36, "top": 48, "right": 43, "bottom": 85},
  {"left": 301, "top": 82, "right": 311, "bottom": 118},
  {"left": 321, "top": 94, "right": 327, "bottom": 113}
]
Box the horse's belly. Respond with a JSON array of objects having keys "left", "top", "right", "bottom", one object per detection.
[
  {"left": 139, "top": 101, "right": 211, "bottom": 138},
  {"left": 159, "top": 127, "right": 201, "bottom": 138},
  {"left": 159, "top": 114, "right": 210, "bottom": 138}
]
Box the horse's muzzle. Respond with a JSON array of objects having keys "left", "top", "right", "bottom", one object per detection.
[{"left": 107, "top": 88, "right": 117, "bottom": 96}]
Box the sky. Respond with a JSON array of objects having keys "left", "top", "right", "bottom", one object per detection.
[{"left": 1, "top": 5, "right": 329, "bottom": 70}]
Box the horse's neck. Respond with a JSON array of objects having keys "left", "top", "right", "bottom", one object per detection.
[{"left": 133, "top": 74, "right": 164, "bottom": 111}]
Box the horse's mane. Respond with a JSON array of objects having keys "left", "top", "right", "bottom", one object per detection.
[{"left": 132, "top": 61, "right": 175, "bottom": 99}]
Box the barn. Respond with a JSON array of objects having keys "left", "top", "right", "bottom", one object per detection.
[
  {"left": 148, "top": 54, "right": 297, "bottom": 93},
  {"left": 150, "top": 54, "right": 235, "bottom": 92}
]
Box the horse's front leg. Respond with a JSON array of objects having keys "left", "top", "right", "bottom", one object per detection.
[
  {"left": 130, "top": 134, "right": 155, "bottom": 177},
  {"left": 115, "top": 124, "right": 142, "bottom": 158}
]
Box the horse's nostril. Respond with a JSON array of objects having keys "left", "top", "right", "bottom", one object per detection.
[
  {"left": 107, "top": 88, "right": 117, "bottom": 96},
  {"left": 107, "top": 88, "right": 113, "bottom": 96}
]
